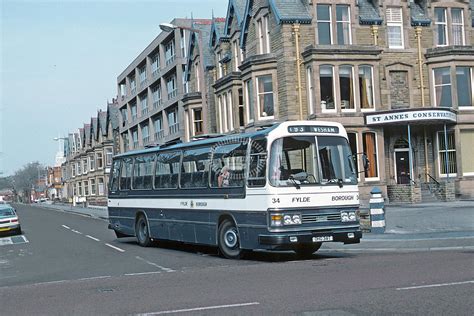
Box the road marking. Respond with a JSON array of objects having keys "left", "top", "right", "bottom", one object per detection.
[
  {"left": 397, "top": 280, "right": 474, "bottom": 291},
  {"left": 62, "top": 225, "right": 71, "bottom": 229},
  {"left": 135, "top": 256, "right": 175, "bottom": 272},
  {"left": 86, "top": 235, "right": 100, "bottom": 242},
  {"left": 71, "top": 229, "right": 82, "bottom": 235},
  {"left": 362, "top": 236, "right": 474, "bottom": 242},
  {"left": 105, "top": 243, "right": 125, "bottom": 252},
  {"left": 124, "top": 271, "right": 162, "bottom": 276},
  {"left": 320, "top": 245, "right": 474, "bottom": 253},
  {"left": 0, "top": 235, "right": 29, "bottom": 246},
  {"left": 77, "top": 276, "right": 111, "bottom": 281},
  {"left": 137, "top": 302, "right": 260, "bottom": 315}
]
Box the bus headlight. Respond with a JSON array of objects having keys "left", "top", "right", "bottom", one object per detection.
[
  {"left": 341, "top": 211, "right": 357, "bottom": 222},
  {"left": 271, "top": 213, "right": 302, "bottom": 227}
]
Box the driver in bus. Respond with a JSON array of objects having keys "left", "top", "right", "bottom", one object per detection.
[{"left": 218, "top": 166, "right": 230, "bottom": 187}]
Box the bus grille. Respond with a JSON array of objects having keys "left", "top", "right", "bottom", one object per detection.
[{"left": 302, "top": 213, "right": 341, "bottom": 224}]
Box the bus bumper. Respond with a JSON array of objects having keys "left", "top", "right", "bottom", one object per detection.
[{"left": 258, "top": 229, "right": 362, "bottom": 248}]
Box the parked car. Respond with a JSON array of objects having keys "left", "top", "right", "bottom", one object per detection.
[{"left": 0, "top": 204, "right": 21, "bottom": 236}]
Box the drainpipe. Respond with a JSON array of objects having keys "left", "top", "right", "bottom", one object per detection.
[
  {"left": 370, "top": 25, "right": 379, "bottom": 46},
  {"left": 415, "top": 26, "right": 430, "bottom": 183},
  {"left": 292, "top": 23, "right": 304, "bottom": 120}
]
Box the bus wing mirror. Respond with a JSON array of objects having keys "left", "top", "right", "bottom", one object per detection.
[{"left": 362, "top": 154, "right": 370, "bottom": 171}]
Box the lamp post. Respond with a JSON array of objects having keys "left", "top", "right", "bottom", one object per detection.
[{"left": 159, "top": 22, "right": 207, "bottom": 135}]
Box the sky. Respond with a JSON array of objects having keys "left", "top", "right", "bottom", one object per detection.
[{"left": 0, "top": 0, "right": 226, "bottom": 176}]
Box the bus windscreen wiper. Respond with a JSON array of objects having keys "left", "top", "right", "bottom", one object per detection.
[{"left": 287, "top": 175, "right": 301, "bottom": 190}]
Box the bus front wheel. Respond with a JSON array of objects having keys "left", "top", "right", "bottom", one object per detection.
[
  {"left": 135, "top": 215, "right": 152, "bottom": 247},
  {"left": 218, "top": 219, "right": 242, "bottom": 259},
  {"left": 294, "top": 243, "right": 322, "bottom": 258}
]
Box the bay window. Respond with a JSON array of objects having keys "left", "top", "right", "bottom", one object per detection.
[
  {"left": 319, "top": 65, "right": 335, "bottom": 111},
  {"left": 339, "top": 65, "right": 355, "bottom": 110},
  {"left": 456, "top": 67, "right": 473, "bottom": 107},
  {"left": 256, "top": 75, "right": 274, "bottom": 118},
  {"left": 433, "top": 67, "right": 452, "bottom": 107},
  {"left": 359, "top": 65, "right": 374, "bottom": 110},
  {"left": 363, "top": 132, "right": 378, "bottom": 179}
]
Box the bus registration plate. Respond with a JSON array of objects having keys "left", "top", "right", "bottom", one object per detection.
[{"left": 313, "top": 236, "right": 333, "bottom": 242}]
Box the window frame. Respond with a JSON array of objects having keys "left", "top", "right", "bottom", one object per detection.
[
  {"left": 362, "top": 131, "right": 379, "bottom": 181},
  {"left": 256, "top": 74, "right": 275, "bottom": 120},
  {"left": 386, "top": 7, "right": 404, "bottom": 49},
  {"left": 437, "top": 131, "right": 457, "bottom": 177}
]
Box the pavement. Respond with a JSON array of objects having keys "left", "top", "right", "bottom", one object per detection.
[{"left": 33, "top": 200, "right": 474, "bottom": 252}]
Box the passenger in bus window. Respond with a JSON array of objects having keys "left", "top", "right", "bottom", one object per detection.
[{"left": 218, "top": 166, "right": 230, "bottom": 187}]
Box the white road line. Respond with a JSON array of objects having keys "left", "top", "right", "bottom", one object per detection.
[
  {"left": 124, "top": 271, "right": 162, "bottom": 276},
  {"left": 71, "top": 229, "right": 82, "bottom": 235},
  {"left": 77, "top": 276, "right": 111, "bottom": 281},
  {"left": 61, "top": 225, "right": 71, "bottom": 229},
  {"left": 135, "top": 256, "right": 175, "bottom": 272},
  {"left": 396, "top": 280, "right": 474, "bottom": 291},
  {"left": 86, "top": 235, "right": 100, "bottom": 242},
  {"left": 137, "top": 302, "right": 260, "bottom": 315},
  {"left": 105, "top": 243, "right": 125, "bottom": 252}
]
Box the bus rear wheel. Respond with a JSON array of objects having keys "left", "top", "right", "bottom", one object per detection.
[
  {"left": 218, "top": 219, "right": 242, "bottom": 259},
  {"left": 135, "top": 215, "right": 152, "bottom": 247},
  {"left": 294, "top": 243, "right": 322, "bottom": 258}
]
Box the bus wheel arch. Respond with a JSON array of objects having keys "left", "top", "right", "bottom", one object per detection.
[
  {"left": 135, "top": 211, "right": 152, "bottom": 247},
  {"left": 217, "top": 215, "right": 242, "bottom": 259}
]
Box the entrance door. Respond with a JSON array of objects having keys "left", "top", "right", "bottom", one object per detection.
[{"left": 395, "top": 150, "right": 411, "bottom": 184}]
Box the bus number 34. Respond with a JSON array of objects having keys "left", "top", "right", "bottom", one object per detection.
[{"left": 272, "top": 198, "right": 280, "bottom": 204}]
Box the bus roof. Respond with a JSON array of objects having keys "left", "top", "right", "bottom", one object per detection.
[{"left": 114, "top": 123, "right": 279, "bottom": 159}]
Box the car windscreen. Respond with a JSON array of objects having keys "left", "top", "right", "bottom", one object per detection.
[{"left": 0, "top": 208, "right": 15, "bottom": 217}]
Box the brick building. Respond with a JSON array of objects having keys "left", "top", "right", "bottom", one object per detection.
[{"left": 61, "top": 101, "right": 119, "bottom": 206}]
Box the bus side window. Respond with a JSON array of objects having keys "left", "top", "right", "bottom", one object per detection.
[
  {"left": 110, "top": 160, "right": 121, "bottom": 192},
  {"left": 210, "top": 141, "right": 248, "bottom": 188},
  {"left": 154, "top": 151, "right": 180, "bottom": 189},
  {"left": 248, "top": 139, "right": 267, "bottom": 187},
  {"left": 181, "top": 147, "right": 211, "bottom": 189},
  {"left": 133, "top": 155, "right": 154, "bottom": 190},
  {"left": 119, "top": 158, "right": 133, "bottom": 191}
]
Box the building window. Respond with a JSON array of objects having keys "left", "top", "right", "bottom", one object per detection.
[
  {"left": 132, "top": 129, "right": 138, "bottom": 149},
  {"left": 98, "top": 177, "right": 104, "bottom": 195},
  {"left": 307, "top": 67, "right": 314, "bottom": 115},
  {"left": 154, "top": 116, "right": 164, "bottom": 139},
  {"left": 316, "top": 4, "right": 332, "bottom": 45},
  {"left": 319, "top": 65, "right": 335, "bottom": 111},
  {"left": 83, "top": 159, "right": 88, "bottom": 174},
  {"left": 456, "top": 67, "right": 473, "bottom": 107},
  {"left": 386, "top": 7, "right": 404, "bottom": 49},
  {"left": 151, "top": 52, "right": 160, "bottom": 77},
  {"left": 359, "top": 65, "right": 375, "bottom": 110},
  {"left": 217, "top": 52, "right": 223, "bottom": 78},
  {"left": 451, "top": 8, "right": 465, "bottom": 45},
  {"left": 71, "top": 163, "right": 76, "bottom": 177},
  {"left": 121, "top": 108, "right": 128, "bottom": 126},
  {"left": 257, "top": 15, "right": 270, "bottom": 54},
  {"left": 180, "top": 29, "right": 186, "bottom": 58},
  {"left": 130, "top": 102, "right": 138, "bottom": 121},
  {"left": 168, "top": 108, "right": 178, "bottom": 134},
  {"left": 105, "top": 148, "right": 113, "bottom": 166},
  {"left": 438, "top": 131, "right": 457, "bottom": 176},
  {"left": 140, "top": 94, "right": 148, "bottom": 116},
  {"left": 193, "top": 108, "right": 203, "bottom": 136},
  {"left": 152, "top": 85, "right": 162, "bottom": 109},
  {"left": 435, "top": 8, "right": 465, "bottom": 46},
  {"left": 77, "top": 182, "right": 82, "bottom": 196},
  {"left": 363, "top": 132, "right": 378, "bottom": 179},
  {"left": 165, "top": 40, "right": 175, "bottom": 65},
  {"left": 130, "top": 76, "right": 136, "bottom": 95},
  {"left": 142, "top": 124, "right": 149, "bottom": 144},
  {"left": 233, "top": 40, "right": 242, "bottom": 71},
  {"left": 122, "top": 133, "right": 129, "bottom": 152},
  {"left": 96, "top": 152, "right": 103, "bottom": 169},
  {"left": 238, "top": 88, "right": 245, "bottom": 127},
  {"left": 245, "top": 79, "right": 254, "bottom": 122},
  {"left": 89, "top": 155, "right": 95, "bottom": 171},
  {"left": 227, "top": 91, "right": 234, "bottom": 131},
  {"left": 90, "top": 179, "right": 96, "bottom": 195},
  {"left": 166, "top": 75, "right": 177, "bottom": 99},
  {"left": 256, "top": 75, "right": 274, "bottom": 118},
  {"left": 139, "top": 65, "right": 147, "bottom": 86},
  {"left": 460, "top": 130, "right": 474, "bottom": 175},
  {"left": 433, "top": 67, "right": 452, "bottom": 107},
  {"left": 84, "top": 180, "right": 89, "bottom": 196},
  {"left": 195, "top": 61, "right": 200, "bottom": 92},
  {"left": 336, "top": 5, "right": 351, "bottom": 45},
  {"left": 339, "top": 65, "right": 355, "bottom": 110},
  {"left": 347, "top": 132, "right": 359, "bottom": 175}
]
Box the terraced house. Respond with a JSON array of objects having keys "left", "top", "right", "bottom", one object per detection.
[
  {"left": 61, "top": 102, "right": 119, "bottom": 206},
  {"left": 115, "top": 0, "right": 473, "bottom": 202}
]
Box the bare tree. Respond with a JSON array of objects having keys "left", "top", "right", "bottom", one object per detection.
[{"left": 13, "top": 162, "right": 44, "bottom": 203}]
